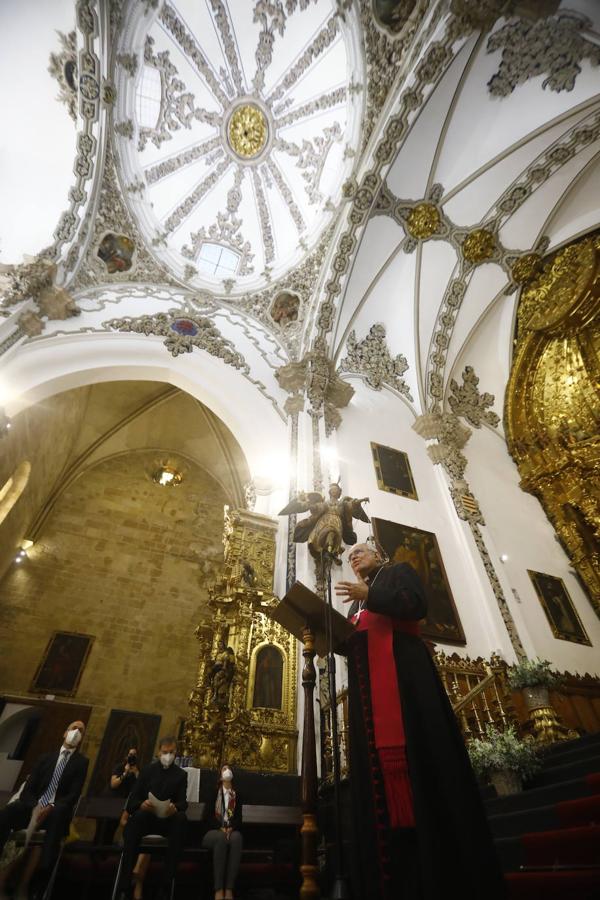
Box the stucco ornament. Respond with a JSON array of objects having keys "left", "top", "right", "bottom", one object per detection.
[
  {"left": 487, "top": 12, "right": 600, "bottom": 97},
  {"left": 448, "top": 366, "right": 500, "bottom": 429},
  {"left": 106, "top": 310, "right": 248, "bottom": 369},
  {"left": 0, "top": 253, "right": 80, "bottom": 321},
  {"left": 48, "top": 30, "right": 78, "bottom": 122},
  {"left": 460, "top": 228, "right": 497, "bottom": 265},
  {"left": 339, "top": 323, "right": 413, "bottom": 401}
]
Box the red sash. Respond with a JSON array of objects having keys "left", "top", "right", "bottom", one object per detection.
[{"left": 352, "top": 610, "right": 420, "bottom": 827}]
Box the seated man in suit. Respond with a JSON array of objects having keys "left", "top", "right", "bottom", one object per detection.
[
  {"left": 116, "top": 736, "right": 187, "bottom": 900},
  {"left": 0, "top": 720, "right": 88, "bottom": 895}
]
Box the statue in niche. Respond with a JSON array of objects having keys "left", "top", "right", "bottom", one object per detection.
[
  {"left": 97, "top": 232, "right": 135, "bottom": 274},
  {"left": 252, "top": 645, "right": 283, "bottom": 710},
  {"left": 279, "top": 482, "right": 370, "bottom": 564},
  {"left": 207, "top": 641, "right": 236, "bottom": 708}
]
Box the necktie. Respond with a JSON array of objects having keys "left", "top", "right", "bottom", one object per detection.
[{"left": 39, "top": 751, "right": 70, "bottom": 807}]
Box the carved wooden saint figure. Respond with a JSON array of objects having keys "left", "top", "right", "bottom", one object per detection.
[
  {"left": 279, "top": 482, "right": 370, "bottom": 564},
  {"left": 208, "top": 642, "right": 236, "bottom": 708}
]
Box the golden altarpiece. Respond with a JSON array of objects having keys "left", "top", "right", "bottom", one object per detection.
[
  {"left": 505, "top": 230, "right": 600, "bottom": 618},
  {"left": 184, "top": 507, "right": 298, "bottom": 773}
]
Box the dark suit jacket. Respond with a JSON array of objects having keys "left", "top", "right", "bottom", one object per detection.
[
  {"left": 20, "top": 749, "right": 89, "bottom": 816},
  {"left": 126, "top": 761, "right": 188, "bottom": 815}
]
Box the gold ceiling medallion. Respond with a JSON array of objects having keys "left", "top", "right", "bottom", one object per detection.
[
  {"left": 461, "top": 228, "right": 496, "bottom": 264},
  {"left": 406, "top": 203, "right": 441, "bottom": 240},
  {"left": 227, "top": 104, "right": 267, "bottom": 159},
  {"left": 505, "top": 231, "right": 600, "bottom": 618},
  {"left": 511, "top": 252, "right": 542, "bottom": 285}
]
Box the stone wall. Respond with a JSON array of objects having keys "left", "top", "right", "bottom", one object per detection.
[
  {"left": 0, "top": 387, "right": 91, "bottom": 579},
  {"left": 0, "top": 449, "right": 228, "bottom": 780}
]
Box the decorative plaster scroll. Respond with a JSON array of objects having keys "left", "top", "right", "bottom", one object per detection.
[
  {"left": 144, "top": 137, "right": 222, "bottom": 185},
  {"left": 209, "top": 0, "right": 245, "bottom": 95},
  {"left": 412, "top": 411, "right": 526, "bottom": 660},
  {"left": 276, "top": 86, "right": 347, "bottom": 128},
  {"left": 116, "top": 52, "right": 138, "bottom": 76},
  {"left": 252, "top": 0, "right": 320, "bottom": 94},
  {"left": 487, "top": 12, "right": 600, "bottom": 97},
  {"left": 138, "top": 36, "right": 220, "bottom": 152},
  {"left": 448, "top": 366, "right": 500, "bottom": 429},
  {"left": 182, "top": 167, "right": 255, "bottom": 275},
  {"left": 267, "top": 14, "right": 340, "bottom": 105},
  {"left": 252, "top": 170, "right": 275, "bottom": 266},
  {"left": 163, "top": 158, "right": 231, "bottom": 235},
  {"left": 265, "top": 159, "right": 306, "bottom": 234},
  {"left": 69, "top": 144, "right": 176, "bottom": 290},
  {"left": 46, "top": 0, "right": 103, "bottom": 273},
  {"left": 339, "top": 323, "right": 413, "bottom": 401},
  {"left": 275, "top": 122, "right": 342, "bottom": 205},
  {"left": 48, "top": 31, "right": 78, "bottom": 122},
  {"left": 159, "top": 2, "right": 230, "bottom": 108}
]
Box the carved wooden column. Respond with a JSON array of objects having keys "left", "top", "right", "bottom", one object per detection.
[{"left": 300, "top": 624, "right": 319, "bottom": 900}]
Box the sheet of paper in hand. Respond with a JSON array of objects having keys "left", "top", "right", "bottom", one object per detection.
[{"left": 148, "top": 793, "right": 171, "bottom": 818}]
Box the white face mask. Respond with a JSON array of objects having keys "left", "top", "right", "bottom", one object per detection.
[
  {"left": 221, "top": 768, "right": 233, "bottom": 781},
  {"left": 160, "top": 752, "right": 175, "bottom": 767},
  {"left": 65, "top": 729, "right": 82, "bottom": 746}
]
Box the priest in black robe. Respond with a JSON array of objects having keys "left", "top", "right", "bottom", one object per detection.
[{"left": 335, "top": 543, "right": 506, "bottom": 900}]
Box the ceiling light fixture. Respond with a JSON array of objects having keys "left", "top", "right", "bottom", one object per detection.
[{"left": 153, "top": 465, "right": 183, "bottom": 487}]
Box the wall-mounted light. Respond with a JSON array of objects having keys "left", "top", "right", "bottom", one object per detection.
[
  {"left": 0, "top": 407, "right": 11, "bottom": 438},
  {"left": 153, "top": 465, "right": 183, "bottom": 487},
  {"left": 500, "top": 553, "right": 509, "bottom": 562}
]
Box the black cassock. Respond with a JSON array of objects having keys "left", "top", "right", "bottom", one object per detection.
[{"left": 345, "top": 562, "right": 506, "bottom": 900}]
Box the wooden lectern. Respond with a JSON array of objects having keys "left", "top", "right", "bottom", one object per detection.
[{"left": 270, "top": 582, "right": 355, "bottom": 900}]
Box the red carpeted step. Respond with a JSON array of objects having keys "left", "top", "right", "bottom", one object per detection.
[
  {"left": 506, "top": 868, "right": 600, "bottom": 900},
  {"left": 556, "top": 791, "right": 600, "bottom": 828},
  {"left": 522, "top": 823, "right": 600, "bottom": 867}
]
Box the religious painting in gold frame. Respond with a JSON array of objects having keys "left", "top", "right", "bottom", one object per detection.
[
  {"left": 528, "top": 571, "right": 591, "bottom": 646},
  {"left": 371, "top": 442, "right": 418, "bottom": 500},
  {"left": 373, "top": 517, "right": 466, "bottom": 645}
]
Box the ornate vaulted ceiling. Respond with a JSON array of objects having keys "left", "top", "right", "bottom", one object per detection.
[{"left": 1, "top": 0, "right": 600, "bottom": 449}]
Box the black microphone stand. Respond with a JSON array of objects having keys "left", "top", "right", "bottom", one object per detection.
[{"left": 321, "top": 550, "right": 350, "bottom": 900}]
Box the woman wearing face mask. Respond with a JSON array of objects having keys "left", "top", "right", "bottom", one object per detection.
[{"left": 201, "top": 764, "right": 243, "bottom": 900}]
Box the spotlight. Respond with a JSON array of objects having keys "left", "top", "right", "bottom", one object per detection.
[
  {"left": 153, "top": 466, "right": 183, "bottom": 487},
  {"left": 500, "top": 554, "right": 509, "bottom": 562}
]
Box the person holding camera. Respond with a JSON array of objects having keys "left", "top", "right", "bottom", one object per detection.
[{"left": 111, "top": 749, "right": 140, "bottom": 798}]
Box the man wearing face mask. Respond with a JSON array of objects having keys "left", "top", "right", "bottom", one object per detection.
[
  {"left": 0, "top": 720, "right": 88, "bottom": 894},
  {"left": 115, "top": 736, "right": 187, "bottom": 900}
]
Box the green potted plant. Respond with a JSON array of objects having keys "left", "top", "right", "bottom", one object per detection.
[
  {"left": 507, "top": 657, "right": 562, "bottom": 712},
  {"left": 467, "top": 723, "right": 541, "bottom": 796}
]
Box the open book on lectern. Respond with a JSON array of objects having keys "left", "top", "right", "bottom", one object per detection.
[{"left": 269, "top": 581, "right": 356, "bottom": 657}]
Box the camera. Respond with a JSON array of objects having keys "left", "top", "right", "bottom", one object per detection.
[{"left": 127, "top": 753, "right": 137, "bottom": 765}]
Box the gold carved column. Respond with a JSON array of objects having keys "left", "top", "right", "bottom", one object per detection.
[
  {"left": 505, "top": 231, "right": 600, "bottom": 617},
  {"left": 185, "top": 507, "right": 298, "bottom": 772}
]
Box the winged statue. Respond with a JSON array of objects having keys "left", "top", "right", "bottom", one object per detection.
[{"left": 279, "top": 482, "right": 370, "bottom": 564}]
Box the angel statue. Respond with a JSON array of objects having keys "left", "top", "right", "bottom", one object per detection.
[{"left": 279, "top": 482, "right": 370, "bottom": 564}]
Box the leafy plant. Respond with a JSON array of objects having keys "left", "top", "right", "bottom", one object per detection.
[
  {"left": 467, "top": 724, "right": 541, "bottom": 779},
  {"left": 507, "top": 657, "right": 562, "bottom": 690}
]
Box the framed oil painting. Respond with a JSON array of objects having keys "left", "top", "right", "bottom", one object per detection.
[
  {"left": 372, "top": 517, "right": 466, "bottom": 645},
  {"left": 88, "top": 709, "right": 162, "bottom": 796},
  {"left": 371, "top": 442, "right": 418, "bottom": 500},
  {"left": 30, "top": 631, "right": 94, "bottom": 697},
  {"left": 528, "top": 571, "right": 591, "bottom": 646}
]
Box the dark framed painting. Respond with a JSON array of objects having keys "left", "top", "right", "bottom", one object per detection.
[
  {"left": 371, "top": 442, "right": 418, "bottom": 500},
  {"left": 30, "top": 631, "right": 94, "bottom": 697},
  {"left": 373, "top": 517, "right": 466, "bottom": 645},
  {"left": 528, "top": 571, "right": 591, "bottom": 646},
  {"left": 88, "top": 709, "right": 162, "bottom": 796}
]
